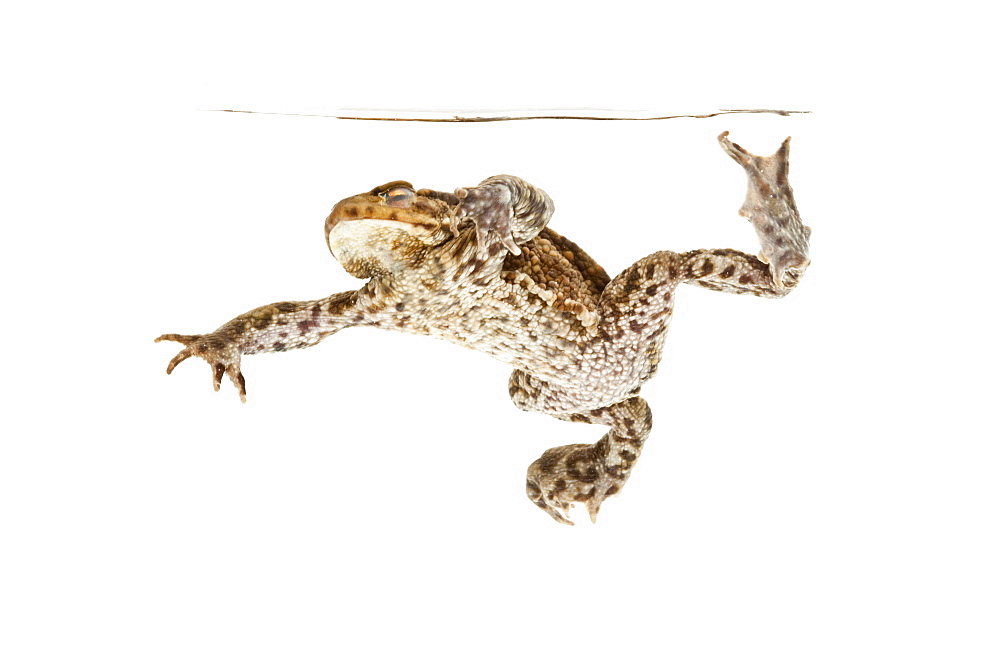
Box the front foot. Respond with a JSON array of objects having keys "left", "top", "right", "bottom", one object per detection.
[
  {"left": 155, "top": 332, "right": 247, "bottom": 402},
  {"left": 449, "top": 175, "right": 554, "bottom": 258},
  {"left": 450, "top": 181, "right": 521, "bottom": 256},
  {"left": 526, "top": 443, "right": 622, "bottom": 525}
]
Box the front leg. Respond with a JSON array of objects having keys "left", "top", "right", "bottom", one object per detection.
[
  {"left": 156, "top": 290, "right": 359, "bottom": 401},
  {"left": 450, "top": 175, "right": 554, "bottom": 256}
]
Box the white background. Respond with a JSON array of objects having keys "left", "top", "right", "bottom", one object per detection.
[{"left": 2, "top": 2, "right": 996, "bottom": 651}]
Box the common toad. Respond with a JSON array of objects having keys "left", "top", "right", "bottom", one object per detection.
[{"left": 157, "top": 132, "right": 811, "bottom": 524}]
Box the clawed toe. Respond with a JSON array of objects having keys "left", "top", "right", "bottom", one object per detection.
[{"left": 165, "top": 348, "right": 194, "bottom": 374}]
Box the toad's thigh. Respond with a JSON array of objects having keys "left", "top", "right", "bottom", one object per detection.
[{"left": 508, "top": 368, "right": 636, "bottom": 417}]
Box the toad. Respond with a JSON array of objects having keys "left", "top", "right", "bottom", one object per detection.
[{"left": 157, "top": 132, "right": 811, "bottom": 524}]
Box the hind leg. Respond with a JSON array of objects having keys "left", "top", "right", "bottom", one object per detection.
[
  {"left": 527, "top": 399, "right": 653, "bottom": 525},
  {"left": 509, "top": 370, "right": 653, "bottom": 525}
]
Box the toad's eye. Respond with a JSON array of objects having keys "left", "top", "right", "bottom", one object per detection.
[{"left": 383, "top": 186, "right": 414, "bottom": 206}]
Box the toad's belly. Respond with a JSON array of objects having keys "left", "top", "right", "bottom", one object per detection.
[{"left": 371, "top": 298, "right": 672, "bottom": 406}]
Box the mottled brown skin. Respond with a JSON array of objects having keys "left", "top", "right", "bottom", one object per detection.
[{"left": 157, "top": 133, "right": 811, "bottom": 525}]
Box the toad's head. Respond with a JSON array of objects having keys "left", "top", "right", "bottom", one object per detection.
[{"left": 325, "top": 182, "right": 459, "bottom": 278}]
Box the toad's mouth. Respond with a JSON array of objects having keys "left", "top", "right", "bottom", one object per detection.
[{"left": 325, "top": 200, "right": 441, "bottom": 241}]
